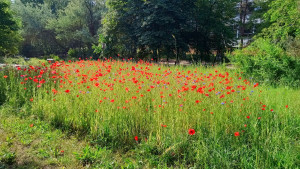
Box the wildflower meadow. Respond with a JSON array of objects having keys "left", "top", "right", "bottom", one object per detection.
[{"left": 0, "top": 59, "right": 299, "bottom": 168}]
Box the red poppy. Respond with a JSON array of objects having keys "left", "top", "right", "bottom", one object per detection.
[
  {"left": 110, "top": 99, "right": 115, "bottom": 103},
  {"left": 30, "top": 124, "right": 34, "bottom": 127},
  {"left": 61, "top": 150, "right": 64, "bottom": 153},
  {"left": 188, "top": 129, "right": 195, "bottom": 135},
  {"left": 30, "top": 98, "right": 33, "bottom": 102},
  {"left": 247, "top": 116, "right": 250, "bottom": 119},
  {"left": 285, "top": 105, "right": 288, "bottom": 108},
  {"left": 65, "top": 89, "right": 70, "bottom": 93},
  {"left": 134, "top": 136, "right": 138, "bottom": 141},
  {"left": 3, "top": 75, "right": 8, "bottom": 78},
  {"left": 234, "top": 132, "right": 240, "bottom": 137}
]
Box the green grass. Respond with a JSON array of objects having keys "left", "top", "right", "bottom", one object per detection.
[{"left": 0, "top": 59, "right": 299, "bottom": 168}]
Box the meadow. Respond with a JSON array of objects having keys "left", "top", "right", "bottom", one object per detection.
[{"left": 0, "top": 59, "right": 299, "bottom": 168}]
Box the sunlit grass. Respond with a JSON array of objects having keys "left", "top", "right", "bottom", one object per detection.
[{"left": 0, "top": 59, "right": 299, "bottom": 168}]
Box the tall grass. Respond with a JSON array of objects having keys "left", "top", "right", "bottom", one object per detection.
[{"left": 0, "top": 59, "right": 299, "bottom": 168}]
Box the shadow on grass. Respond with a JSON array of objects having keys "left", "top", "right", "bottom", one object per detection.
[{"left": 0, "top": 160, "right": 48, "bottom": 169}]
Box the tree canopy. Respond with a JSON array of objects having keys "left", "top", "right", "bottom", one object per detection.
[
  {"left": 2, "top": 0, "right": 298, "bottom": 61},
  {"left": 101, "top": 0, "right": 239, "bottom": 62},
  {"left": 0, "top": 0, "right": 22, "bottom": 56}
]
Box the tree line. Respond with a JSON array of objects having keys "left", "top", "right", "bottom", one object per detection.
[{"left": 0, "top": 0, "right": 299, "bottom": 62}]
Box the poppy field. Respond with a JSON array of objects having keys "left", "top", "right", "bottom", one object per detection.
[{"left": 0, "top": 59, "right": 299, "bottom": 168}]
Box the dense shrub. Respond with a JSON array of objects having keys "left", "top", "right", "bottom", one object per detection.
[
  {"left": 68, "top": 48, "right": 94, "bottom": 59},
  {"left": 229, "top": 38, "right": 300, "bottom": 87},
  {"left": 3, "top": 56, "right": 26, "bottom": 65}
]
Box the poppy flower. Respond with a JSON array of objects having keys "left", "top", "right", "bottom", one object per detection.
[
  {"left": 234, "top": 132, "right": 240, "bottom": 137},
  {"left": 247, "top": 116, "right": 250, "bottom": 119},
  {"left": 65, "top": 90, "right": 70, "bottom": 93},
  {"left": 30, "top": 98, "right": 33, "bottom": 102},
  {"left": 134, "top": 136, "right": 138, "bottom": 141},
  {"left": 285, "top": 105, "right": 288, "bottom": 108},
  {"left": 188, "top": 129, "right": 195, "bottom": 135},
  {"left": 3, "top": 75, "right": 8, "bottom": 78},
  {"left": 30, "top": 124, "right": 34, "bottom": 127}
]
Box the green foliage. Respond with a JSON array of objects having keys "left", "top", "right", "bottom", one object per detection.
[
  {"left": 47, "top": 0, "right": 105, "bottom": 50},
  {"left": 102, "top": 0, "right": 238, "bottom": 61},
  {"left": 0, "top": 0, "right": 22, "bottom": 56},
  {"left": 229, "top": 38, "right": 300, "bottom": 87},
  {"left": 3, "top": 56, "right": 26, "bottom": 65},
  {"left": 12, "top": 0, "right": 105, "bottom": 57},
  {"left": 26, "top": 58, "right": 48, "bottom": 66},
  {"left": 74, "top": 145, "right": 110, "bottom": 166},
  {"left": 258, "top": 0, "right": 300, "bottom": 46},
  {"left": 50, "top": 54, "right": 60, "bottom": 61},
  {"left": 67, "top": 48, "right": 94, "bottom": 59},
  {"left": 0, "top": 151, "right": 16, "bottom": 165},
  {"left": 13, "top": 0, "right": 63, "bottom": 57},
  {"left": 92, "top": 34, "right": 106, "bottom": 58},
  {"left": 286, "top": 37, "right": 300, "bottom": 59}
]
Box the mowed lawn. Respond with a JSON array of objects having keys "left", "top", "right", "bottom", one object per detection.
[{"left": 0, "top": 59, "right": 299, "bottom": 168}]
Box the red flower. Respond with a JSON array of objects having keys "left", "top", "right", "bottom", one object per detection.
[
  {"left": 234, "top": 132, "right": 240, "bottom": 137},
  {"left": 110, "top": 99, "right": 114, "bottom": 103},
  {"left": 134, "top": 136, "right": 138, "bottom": 141},
  {"left": 285, "top": 105, "right": 288, "bottom": 108},
  {"left": 30, "top": 98, "right": 33, "bottom": 102},
  {"left": 195, "top": 100, "right": 200, "bottom": 103},
  {"left": 65, "top": 89, "right": 70, "bottom": 93},
  {"left": 247, "top": 116, "right": 250, "bottom": 119},
  {"left": 60, "top": 150, "right": 64, "bottom": 153},
  {"left": 3, "top": 75, "right": 8, "bottom": 78},
  {"left": 30, "top": 124, "right": 34, "bottom": 127},
  {"left": 188, "top": 129, "right": 195, "bottom": 135}
]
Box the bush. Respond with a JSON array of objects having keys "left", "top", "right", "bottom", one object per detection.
[
  {"left": 26, "top": 58, "right": 48, "bottom": 66},
  {"left": 228, "top": 38, "right": 300, "bottom": 87},
  {"left": 68, "top": 48, "right": 94, "bottom": 59},
  {"left": 286, "top": 37, "right": 300, "bottom": 59},
  {"left": 3, "top": 56, "right": 26, "bottom": 65}
]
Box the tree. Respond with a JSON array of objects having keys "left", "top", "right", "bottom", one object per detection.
[
  {"left": 259, "top": 0, "right": 300, "bottom": 46},
  {"left": 13, "top": 0, "right": 62, "bottom": 57},
  {"left": 185, "top": 0, "right": 238, "bottom": 62},
  {"left": 102, "top": 0, "right": 238, "bottom": 63},
  {"left": 137, "top": 0, "right": 190, "bottom": 63},
  {"left": 249, "top": 0, "right": 275, "bottom": 35},
  {"left": 0, "top": 0, "right": 22, "bottom": 56},
  {"left": 47, "top": 0, "right": 106, "bottom": 57}
]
